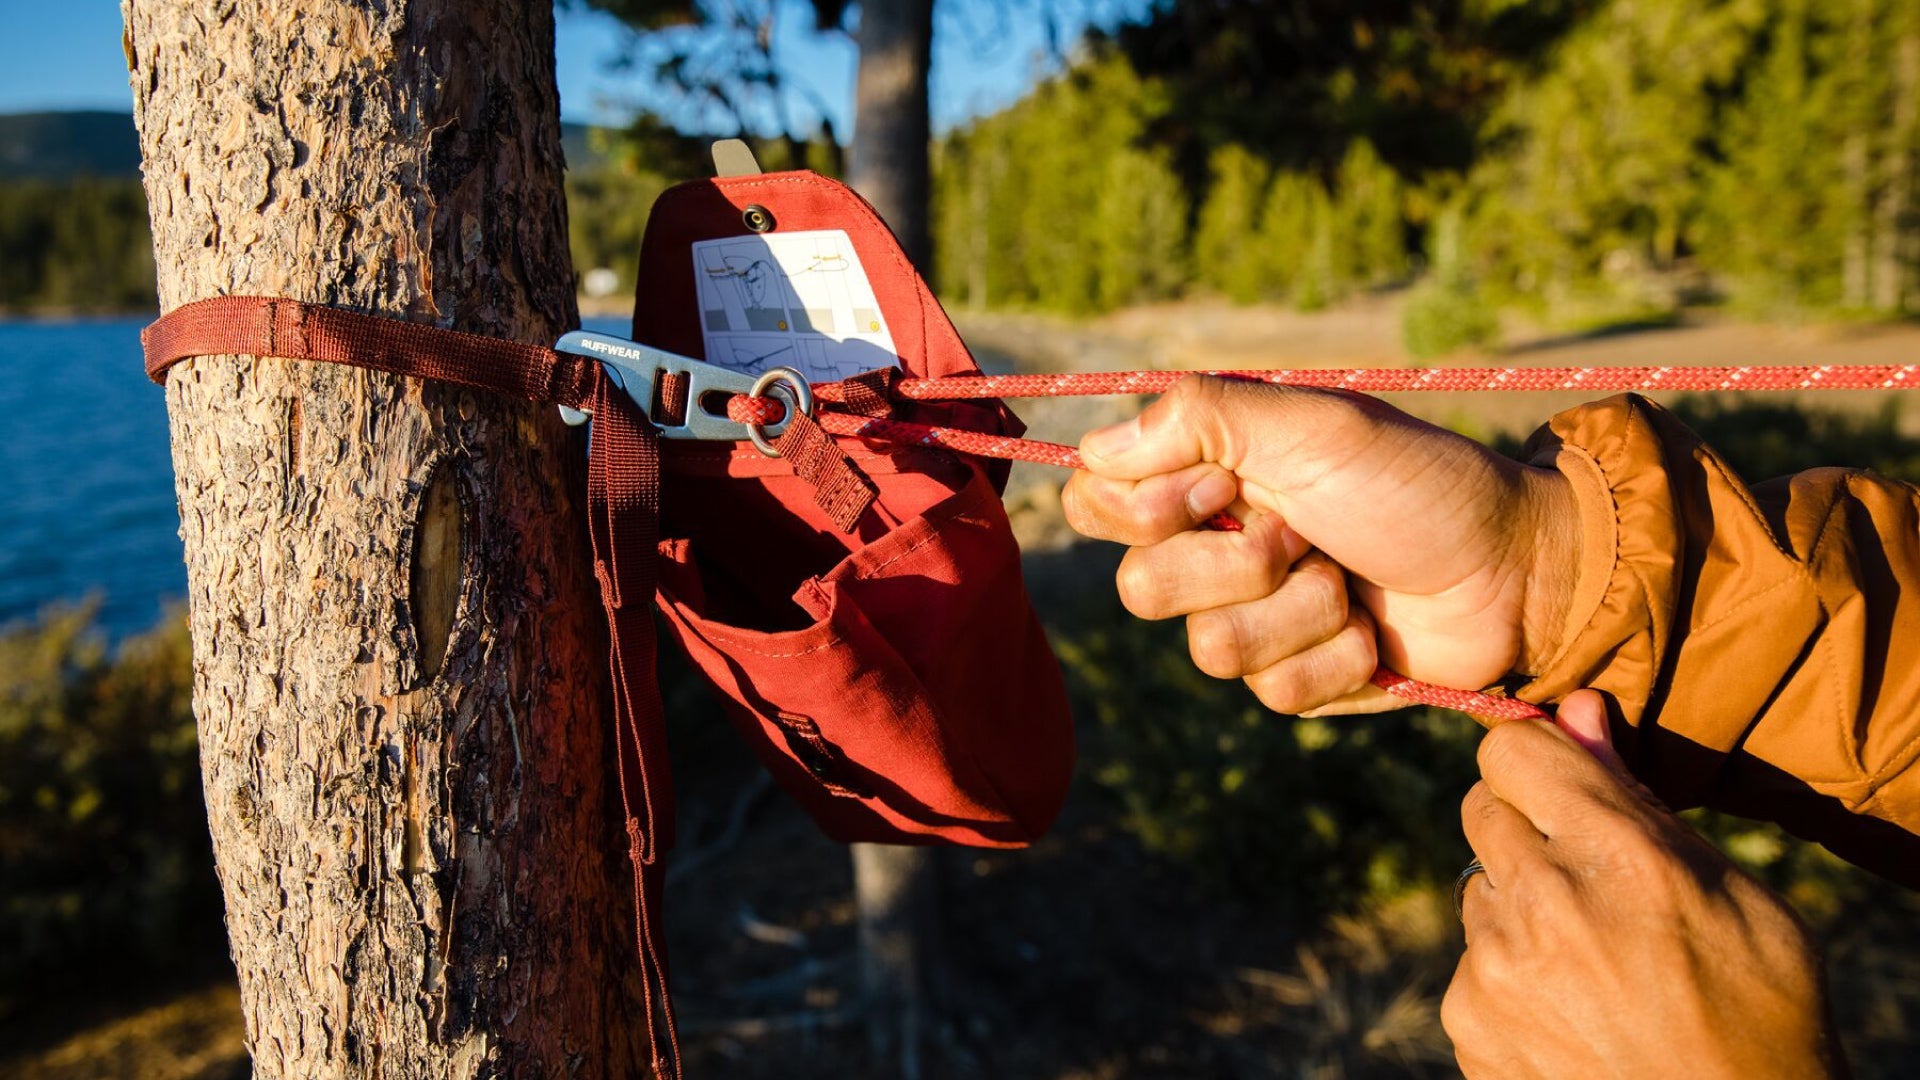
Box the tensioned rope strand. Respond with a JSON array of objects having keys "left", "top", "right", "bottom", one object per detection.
[
  {"left": 813, "top": 363, "right": 1920, "bottom": 401},
  {"left": 732, "top": 360, "right": 1920, "bottom": 722},
  {"left": 737, "top": 361, "right": 1920, "bottom": 471}
]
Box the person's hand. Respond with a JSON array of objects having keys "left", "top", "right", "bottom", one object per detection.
[
  {"left": 1446, "top": 691, "right": 1845, "bottom": 1079},
  {"left": 1060, "top": 376, "right": 1579, "bottom": 714}
]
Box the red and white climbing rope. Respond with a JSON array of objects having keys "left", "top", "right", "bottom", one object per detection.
[
  {"left": 735, "top": 361, "right": 1920, "bottom": 722},
  {"left": 817, "top": 363, "right": 1920, "bottom": 401}
]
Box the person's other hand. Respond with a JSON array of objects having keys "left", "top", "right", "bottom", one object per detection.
[
  {"left": 1060, "top": 376, "right": 1578, "bottom": 714},
  {"left": 1446, "top": 691, "right": 1845, "bottom": 1079}
]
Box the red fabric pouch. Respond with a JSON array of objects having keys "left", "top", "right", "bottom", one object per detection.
[{"left": 631, "top": 171, "right": 1073, "bottom": 848}]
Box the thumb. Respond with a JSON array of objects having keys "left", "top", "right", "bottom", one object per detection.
[
  {"left": 1080, "top": 376, "right": 1286, "bottom": 481},
  {"left": 1553, "top": 689, "right": 1630, "bottom": 777}
]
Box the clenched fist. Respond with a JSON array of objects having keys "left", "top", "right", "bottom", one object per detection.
[{"left": 1061, "top": 376, "right": 1579, "bottom": 714}]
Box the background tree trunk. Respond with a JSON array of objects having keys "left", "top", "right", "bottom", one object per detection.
[
  {"left": 848, "top": 0, "right": 934, "bottom": 269},
  {"left": 845, "top": 3, "right": 942, "bottom": 1077},
  {"left": 123, "top": 1, "right": 644, "bottom": 1075},
  {"left": 1874, "top": 28, "right": 1918, "bottom": 314}
]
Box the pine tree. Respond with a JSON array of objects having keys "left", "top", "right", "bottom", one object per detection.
[
  {"left": 1259, "top": 172, "right": 1336, "bottom": 310},
  {"left": 1333, "top": 140, "right": 1407, "bottom": 289},
  {"left": 1094, "top": 146, "right": 1190, "bottom": 309},
  {"left": 1703, "top": 0, "right": 1841, "bottom": 314},
  {"left": 1466, "top": 0, "right": 1765, "bottom": 308},
  {"left": 1192, "top": 145, "right": 1271, "bottom": 303}
]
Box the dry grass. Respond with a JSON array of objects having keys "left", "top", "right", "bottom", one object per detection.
[
  {"left": 0, "top": 982, "right": 246, "bottom": 1080},
  {"left": 1212, "top": 890, "right": 1462, "bottom": 1080}
]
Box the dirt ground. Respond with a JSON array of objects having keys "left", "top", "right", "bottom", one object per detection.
[{"left": 13, "top": 296, "right": 1920, "bottom": 1078}]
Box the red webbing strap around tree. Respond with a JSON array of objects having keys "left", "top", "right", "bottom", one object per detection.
[
  {"left": 144, "top": 295, "right": 682, "bottom": 1078},
  {"left": 141, "top": 294, "right": 604, "bottom": 407}
]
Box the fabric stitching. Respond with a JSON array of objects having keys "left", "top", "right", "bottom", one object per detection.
[
  {"left": 681, "top": 616, "right": 846, "bottom": 659},
  {"left": 853, "top": 490, "right": 986, "bottom": 581},
  {"left": 1701, "top": 452, "right": 1798, "bottom": 561},
  {"left": 1803, "top": 485, "right": 1869, "bottom": 784},
  {"left": 1685, "top": 567, "right": 1808, "bottom": 642}
]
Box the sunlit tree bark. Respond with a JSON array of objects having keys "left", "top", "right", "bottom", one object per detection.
[{"left": 123, "top": 1, "right": 644, "bottom": 1074}]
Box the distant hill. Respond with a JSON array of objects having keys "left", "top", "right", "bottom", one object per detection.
[
  {"left": 0, "top": 111, "right": 614, "bottom": 182},
  {"left": 0, "top": 111, "right": 142, "bottom": 181}
]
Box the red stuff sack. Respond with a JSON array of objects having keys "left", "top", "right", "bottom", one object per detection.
[{"left": 632, "top": 170, "right": 1072, "bottom": 847}]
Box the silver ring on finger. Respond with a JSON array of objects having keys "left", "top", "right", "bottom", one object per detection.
[{"left": 1454, "top": 858, "right": 1487, "bottom": 921}]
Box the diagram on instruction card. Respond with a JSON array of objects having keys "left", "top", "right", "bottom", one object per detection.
[{"left": 692, "top": 229, "right": 902, "bottom": 385}]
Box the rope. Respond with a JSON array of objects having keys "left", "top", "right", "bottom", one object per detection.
[
  {"left": 735, "top": 362, "right": 1920, "bottom": 473},
  {"left": 147, "top": 296, "right": 1905, "bottom": 725},
  {"left": 819, "top": 364, "right": 1920, "bottom": 400},
  {"left": 730, "top": 360, "right": 1920, "bottom": 722}
]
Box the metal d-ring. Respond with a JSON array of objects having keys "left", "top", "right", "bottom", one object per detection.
[{"left": 746, "top": 367, "right": 814, "bottom": 458}]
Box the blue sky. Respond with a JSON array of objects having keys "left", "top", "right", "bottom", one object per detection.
[{"left": 1, "top": 1, "right": 1151, "bottom": 136}]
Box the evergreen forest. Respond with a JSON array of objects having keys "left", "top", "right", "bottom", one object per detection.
[{"left": 3, "top": 0, "right": 1916, "bottom": 344}]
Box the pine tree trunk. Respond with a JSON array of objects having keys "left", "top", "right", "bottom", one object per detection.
[
  {"left": 845, "top": 3, "right": 941, "bottom": 1077},
  {"left": 122, "top": 1, "right": 644, "bottom": 1075},
  {"left": 1875, "top": 30, "right": 1918, "bottom": 313},
  {"left": 968, "top": 141, "right": 991, "bottom": 312},
  {"left": 1842, "top": 0, "right": 1874, "bottom": 310},
  {"left": 849, "top": 0, "right": 934, "bottom": 269}
]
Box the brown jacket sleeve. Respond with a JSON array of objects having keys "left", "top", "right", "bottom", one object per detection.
[{"left": 1519, "top": 394, "right": 1920, "bottom": 887}]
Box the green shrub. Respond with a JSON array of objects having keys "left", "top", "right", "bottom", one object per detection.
[
  {"left": 0, "top": 605, "right": 223, "bottom": 1013},
  {"left": 1048, "top": 599, "right": 1480, "bottom": 918},
  {"left": 1400, "top": 280, "right": 1500, "bottom": 358}
]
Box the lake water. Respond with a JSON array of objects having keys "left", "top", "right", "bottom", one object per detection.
[
  {"left": 0, "top": 317, "right": 180, "bottom": 638},
  {"left": 0, "top": 314, "right": 631, "bottom": 640}
]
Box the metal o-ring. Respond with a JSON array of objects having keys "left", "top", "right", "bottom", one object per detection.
[
  {"left": 746, "top": 367, "right": 814, "bottom": 458},
  {"left": 743, "top": 204, "right": 776, "bottom": 233}
]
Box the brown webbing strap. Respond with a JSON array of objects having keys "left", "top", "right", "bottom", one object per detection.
[
  {"left": 142, "top": 295, "right": 602, "bottom": 409},
  {"left": 144, "top": 295, "right": 682, "bottom": 1078},
  {"left": 774, "top": 414, "right": 879, "bottom": 532}
]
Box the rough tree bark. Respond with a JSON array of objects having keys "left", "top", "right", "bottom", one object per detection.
[
  {"left": 845, "top": 3, "right": 942, "bottom": 1078},
  {"left": 123, "top": 1, "right": 644, "bottom": 1075}
]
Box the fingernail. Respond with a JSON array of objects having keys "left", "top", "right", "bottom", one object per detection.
[
  {"left": 1082, "top": 417, "right": 1141, "bottom": 462},
  {"left": 1186, "top": 472, "right": 1237, "bottom": 518},
  {"left": 1555, "top": 692, "right": 1612, "bottom": 749}
]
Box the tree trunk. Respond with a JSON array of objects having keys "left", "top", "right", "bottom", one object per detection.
[
  {"left": 123, "top": 1, "right": 644, "bottom": 1075},
  {"left": 845, "top": 3, "right": 942, "bottom": 1077},
  {"left": 1842, "top": 0, "right": 1874, "bottom": 310},
  {"left": 849, "top": 0, "right": 934, "bottom": 269},
  {"left": 1875, "top": 30, "right": 1918, "bottom": 314},
  {"left": 969, "top": 139, "right": 991, "bottom": 312}
]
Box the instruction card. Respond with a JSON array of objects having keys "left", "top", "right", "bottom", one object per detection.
[{"left": 691, "top": 229, "right": 903, "bottom": 385}]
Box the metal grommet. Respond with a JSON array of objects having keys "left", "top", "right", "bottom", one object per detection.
[
  {"left": 746, "top": 367, "right": 813, "bottom": 458},
  {"left": 742, "top": 204, "right": 776, "bottom": 233}
]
